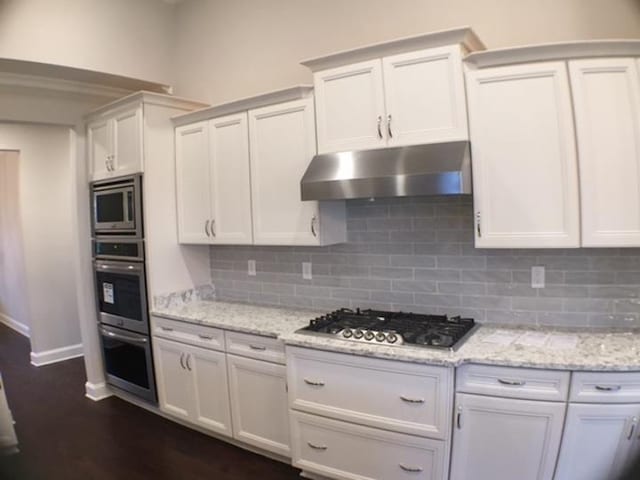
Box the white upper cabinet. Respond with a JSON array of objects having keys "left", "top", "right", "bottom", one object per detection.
[
  {"left": 465, "top": 61, "right": 580, "bottom": 248},
  {"left": 314, "top": 60, "right": 386, "bottom": 154},
  {"left": 382, "top": 45, "right": 468, "bottom": 146},
  {"left": 175, "top": 121, "right": 212, "bottom": 244},
  {"left": 208, "top": 113, "right": 253, "bottom": 244},
  {"left": 569, "top": 58, "right": 640, "bottom": 247},
  {"left": 303, "top": 28, "right": 484, "bottom": 155},
  {"left": 87, "top": 118, "right": 111, "bottom": 180}
]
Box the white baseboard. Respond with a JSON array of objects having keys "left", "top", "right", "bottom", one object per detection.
[
  {"left": 0, "top": 312, "right": 30, "bottom": 338},
  {"left": 30, "top": 343, "right": 84, "bottom": 367},
  {"left": 85, "top": 381, "right": 112, "bottom": 401}
]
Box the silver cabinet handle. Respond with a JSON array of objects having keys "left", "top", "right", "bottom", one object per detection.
[
  {"left": 160, "top": 326, "right": 174, "bottom": 332},
  {"left": 179, "top": 353, "right": 185, "bottom": 370},
  {"left": 498, "top": 379, "right": 526, "bottom": 386},
  {"left": 377, "top": 115, "right": 383, "bottom": 139},
  {"left": 210, "top": 219, "right": 216, "bottom": 237},
  {"left": 304, "top": 378, "right": 325, "bottom": 387},
  {"left": 310, "top": 215, "right": 317, "bottom": 237},
  {"left": 456, "top": 405, "right": 463, "bottom": 429},
  {"left": 595, "top": 385, "right": 622, "bottom": 392},
  {"left": 476, "top": 212, "right": 481, "bottom": 237},
  {"left": 307, "top": 442, "right": 327, "bottom": 451},
  {"left": 387, "top": 114, "right": 393, "bottom": 139},
  {"left": 185, "top": 354, "right": 192, "bottom": 371},
  {"left": 399, "top": 464, "right": 423, "bottom": 473},
  {"left": 205, "top": 219, "right": 210, "bottom": 237},
  {"left": 400, "top": 396, "right": 425, "bottom": 404},
  {"left": 198, "top": 334, "right": 214, "bottom": 340},
  {"left": 628, "top": 418, "right": 638, "bottom": 440},
  {"left": 249, "top": 344, "right": 266, "bottom": 351}
]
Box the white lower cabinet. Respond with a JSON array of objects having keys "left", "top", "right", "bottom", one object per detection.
[
  {"left": 291, "top": 411, "right": 447, "bottom": 480},
  {"left": 554, "top": 403, "right": 639, "bottom": 480},
  {"left": 154, "top": 337, "right": 232, "bottom": 437},
  {"left": 449, "top": 393, "right": 565, "bottom": 480},
  {"left": 227, "top": 354, "right": 290, "bottom": 456}
]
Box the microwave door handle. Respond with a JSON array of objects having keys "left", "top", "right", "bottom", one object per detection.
[{"left": 100, "top": 327, "right": 148, "bottom": 344}]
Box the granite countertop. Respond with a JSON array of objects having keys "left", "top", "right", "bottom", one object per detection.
[{"left": 153, "top": 300, "right": 640, "bottom": 371}]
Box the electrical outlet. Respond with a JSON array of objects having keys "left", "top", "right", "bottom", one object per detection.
[
  {"left": 531, "top": 266, "right": 545, "bottom": 289},
  {"left": 302, "top": 262, "right": 312, "bottom": 280},
  {"left": 248, "top": 260, "right": 256, "bottom": 276}
]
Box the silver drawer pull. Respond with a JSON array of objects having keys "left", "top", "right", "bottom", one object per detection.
[
  {"left": 160, "top": 326, "right": 174, "bottom": 332},
  {"left": 400, "top": 396, "right": 425, "bottom": 404},
  {"left": 307, "top": 442, "right": 327, "bottom": 451},
  {"left": 399, "top": 464, "right": 424, "bottom": 473},
  {"left": 498, "top": 379, "right": 526, "bottom": 386},
  {"left": 249, "top": 344, "right": 267, "bottom": 351},
  {"left": 198, "top": 334, "right": 214, "bottom": 340},
  {"left": 304, "top": 378, "right": 325, "bottom": 387},
  {"left": 595, "top": 385, "right": 622, "bottom": 392}
]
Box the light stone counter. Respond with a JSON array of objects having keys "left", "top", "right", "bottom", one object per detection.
[{"left": 153, "top": 300, "right": 640, "bottom": 371}]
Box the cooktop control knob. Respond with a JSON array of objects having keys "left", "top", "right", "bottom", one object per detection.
[
  {"left": 387, "top": 333, "right": 398, "bottom": 343},
  {"left": 342, "top": 329, "right": 353, "bottom": 338},
  {"left": 364, "top": 331, "right": 375, "bottom": 341},
  {"left": 375, "top": 332, "right": 386, "bottom": 342},
  {"left": 353, "top": 329, "right": 364, "bottom": 339}
]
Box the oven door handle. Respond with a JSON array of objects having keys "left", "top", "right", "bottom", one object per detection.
[
  {"left": 95, "top": 262, "right": 144, "bottom": 274},
  {"left": 100, "top": 327, "right": 148, "bottom": 344}
]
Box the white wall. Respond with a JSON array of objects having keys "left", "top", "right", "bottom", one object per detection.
[
  {"left": 172, "top": 0, "right": 640, "bottom": 103},
  {"left": 0, "top": 151, "right": 30, "bottom": 335},
  {"left": 0, "top": 124, "right": 82, "bottom": 356},
  {"left": 0, "top": 0, "right": 175, "bottom": 85}
]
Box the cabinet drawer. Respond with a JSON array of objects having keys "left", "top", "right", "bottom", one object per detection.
[
  {"left": 291, "top": 411, "right": 447, "bottom": 480},
  {"left": 456, "top": 364, "right": 570, "bottom": 401},
  {"left": 225, "top": 331, "right": 285, "bottom": 364},
  {"left": 287, "top": 347, "right": 453, "bottom": 439},
  {"left": 570, "top": 372, "right": 640, "bottom": 403},
  {"left": 151, "top": 316, "right": 225, "bottom": 352}
]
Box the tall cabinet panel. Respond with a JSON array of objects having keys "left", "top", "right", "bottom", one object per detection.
[
  {"left": 466, "top": 61, "right": 580, "bottom": 248},
  {"left": 209, "top": 113, "right": 253, "bottom": 244},
  {"left": 88, "top": 118, "right": 111, "bottom": 180},
  {"left": 569, "top": 58, "right": 640, "bottom": 247},
  {"left": 249, "top": 98, "right": 322, "bottom": 245},
  {"left": 175, "top": 122, "right": 211, "bottom": 244}
]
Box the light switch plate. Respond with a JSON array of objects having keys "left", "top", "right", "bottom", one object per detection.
[
  {"left": 302, "top": 262, "right": 312, "bottom": 280},
  {"left": 531, "top": 266, "right": 545, "bottom": 289},
  {"left": 248, "top": 260, "right": 256, "bottom": 276}
]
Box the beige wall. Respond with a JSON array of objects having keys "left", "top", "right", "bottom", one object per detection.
[
  {"left": 172, "top": 0, "right": 640, "bottom": 103},
  {"left": 0, "top": 151, "right": 30, "bottom": 333},
  {"left": 0, "top": 0, "right": 175, "bottom": 84}
]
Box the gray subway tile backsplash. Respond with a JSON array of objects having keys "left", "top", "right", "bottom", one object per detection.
[{"left": 209, "top": 197, "right": 640, "bottom": 328}]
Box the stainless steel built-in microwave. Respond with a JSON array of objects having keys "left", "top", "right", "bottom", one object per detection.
[{"left": 91, "top": 175, "right": 143, "bottom": 237}]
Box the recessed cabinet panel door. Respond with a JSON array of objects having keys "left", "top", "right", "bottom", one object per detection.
[
  {"left": 154, "top": 338, "right": 192, "bottom": 421},
  {"left": 227, "top": 355, "right": 290, "bottom": 456},
  {"left": 209, "top": 113, "right": 253, "bottom": 244},
  {"left": 314, "top": 59, "right": 386, "bottom": 154},
  {"left": 554, "top": 403, "right": 638, "bottom": 480},
  {"left": 450, "top": 393, "right": 565, "bottom": 480},
  {"left": 570, "top": 58, "right": 640, "bottom": 247},
  {"left": 249, "top": 98, "right": 320, "bottom": 245},
  {"left": 88, "top": 119, "right": 111, "bottom": 181},
  {"left": 466, "top": 62, "right": 580, "bottom": 248},
  {"left": 113, "top": 105, "right": 143, "bottom": 175},
  {"left": 383, "top": 45, "right": 468, "bottom": 146},
  {"left": 175, "top": 122, "right": 211, "bottom": 244},
  {"left": 186, "top": 344, "right": 232, "bottom": 437}
]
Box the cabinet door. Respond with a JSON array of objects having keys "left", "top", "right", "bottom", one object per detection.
[
  {"left": 112, "top": 105, "right": 144, "bottom": 176},
  {"left": 555, "top": 403, "right": 639, "bottom": 480},
  {"left": 466, "top": 62, "right": 580, "bottom": 248},
  {"left": 88, "top": 118, "right": 112, "bottom": 181},
  {"left": 185, "top": 344, "right": 232, "bottom": 437},
  {"left": 175, "top": 122, "right": 212, "bottom": 244},
  {"left": 209, "top": 113, "right": 253, "bottom": 244},
  {"left": 569, "top": 58, "right": 640, "bottom": 247},
  {"left": 227, "top": 354, "right": 290, "bottom": 456},
  {"left": 383, "top": 45, "right": 468, "bottom": 146},
  {"left": 450, "top": 393, "right": 565, "bottom": 480},
  {"left": 249, "top": 98, "right": 320, "bottom": 245},
  {"left": 314, "top": 59, "right": 386, "bottom": 154},
  {"left": 153, "top": 338, "right": 193, "bottom": 421}
]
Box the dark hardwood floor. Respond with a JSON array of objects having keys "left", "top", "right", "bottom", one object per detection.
[{"left": 0, "top": 325, "right": 302, "bottom": 480}]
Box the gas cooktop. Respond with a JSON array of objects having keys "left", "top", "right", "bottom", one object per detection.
[{"left": 297, "top": 308, "right": 477, "bottom": 351}]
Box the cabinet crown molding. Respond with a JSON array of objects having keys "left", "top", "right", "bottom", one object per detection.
[
  {"left": 300, "top": 26, "right": 485, "bottom": 72},
  {"left": 172, "top": 85, "right": 314, "bottom": 127},
  {"left": 465, "top": 40, "right": 640, "bottom": 68},
  {"left": 86, "top": 91, "right": 208, "bottom": 121}
]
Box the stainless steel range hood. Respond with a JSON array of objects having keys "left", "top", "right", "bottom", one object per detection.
[{"left": 300, "top": 141, "right": 472, "bottom": 201}]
